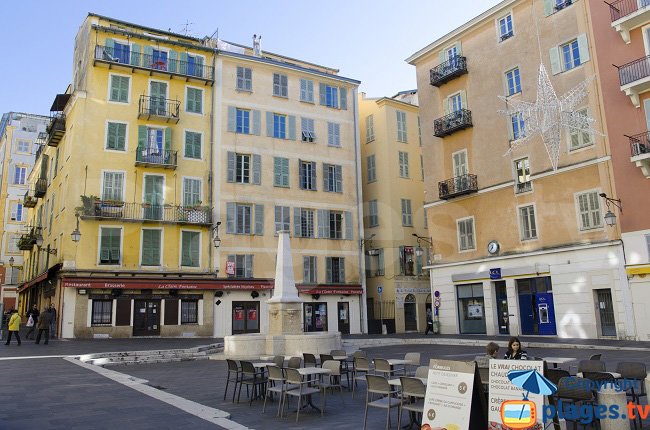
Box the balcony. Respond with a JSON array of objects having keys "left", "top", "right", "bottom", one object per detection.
[
  {"left": 434, "top": 109, "right": 473, "bottom": 137},
  {"left": 438, "top": 174, "right": 478, "bottom": 200},
  {"left": 23, "top": 189, "right": 38, "bottom": 208},
  {"left": 138, "top": 95, "right": 180, "bottom": 123},
  {"left": 515, "top": 181, "right": 533, "bottom": 194},
  {"left": 617, "top": 55, "right": 650, "bottom": 107},
  {"left": 135, "top": 147, "right": 178, "bottom": 169},
  {"left": 34, "top": 178, "right": 47, "bottom": 198},
  {"left": 430, "top": 56, "right": 468, "bottom": 87},
  {"left": 17, "top": 227, "right": 41, "bottom": 251},
  {"left": 78, "top": 198, "right": 212, "bottom": 225},
  {"left": 554, "top": 0, "right": 573, "bottom": 12},
  {"left": 93, "top": 44, "right": 214, "bottom": 84},
  {"left": 629, "top": 132, "right": 650, "bottom": 178},
  {"left": 609, "top": 0, "right": 650, "bottom": 43},
  {"left": 46, "top": 113, "right": 66, "bottom": 147}
]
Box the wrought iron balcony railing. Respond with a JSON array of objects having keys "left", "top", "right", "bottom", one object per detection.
[
  {"left": 629, "top": 131, "right": 650, "bottom": 157},
  {"left": 23, "top": 188, "right": 39, "bottom": 208},
  {"left": 617, "top": 55, "right": 650, "bottom": 87},
  {"left": 138, "top": 95, "right": 180, "bottom": 123},
  {"left": 46, "top": 113, "right": 66, "bottom": 147},
  {"left": 438, "top": 174, "right": 478, "bottom": 200},
  {"left": 17, "top": 227, "right": 42, "bottom": 251},
  {"left": 430, "top": 56, "right": 468, "bottom": 87},
  {"left": 434, "top": 109, "right": 473, "bottom": 137},
  {"left": 78, "top": 198, "right": 212, "bottom": 225},
  {"left": 609, "top": 0, "right": 648, "bottom": 22},
  {"left": 34, "top": 178, "right": 47, "bottom": 198},
  {"left": 94, "top": 45, "right": 214, "bottom": 81},
  {"left": 515, "top": 181, "right": 533, "bottom": 194},
  {"left": 135, "top": 147, "right": 178, "bottom": 169}
]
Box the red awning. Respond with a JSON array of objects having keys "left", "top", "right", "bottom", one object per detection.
[
  {"left": 297, "top": 284, "right": 363, "bottom": 295},
  {"left": 61, "top": 277, "right": 274, "bottom": 291}
]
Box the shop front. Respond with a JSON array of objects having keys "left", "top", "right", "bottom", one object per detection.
[{"left": 297, "top": 284, "right": 363, "bottom": 335}]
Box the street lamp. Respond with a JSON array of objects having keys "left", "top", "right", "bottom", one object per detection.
[
  {"left": 412, "top": 233, "right": 433, "bottom": 256},
  {"left": 212, "top": 221, "right": 222, "bottom": 249},
  {"left": 599, "top": 193, "right": 622, "bottom": 227},
  {"left": 71, "top": 213, "right": 81, "bottom": 243},
  {"left": 35, "top": 234, "right": 43, "bottom": 247}
]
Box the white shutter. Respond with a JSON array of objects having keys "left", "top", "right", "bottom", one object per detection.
[
  {"left": 577, "top": 33, "right": 590, "bottom": 64},
  {"left": 549, "top": 47, "right": 561, "bottom": 75}
]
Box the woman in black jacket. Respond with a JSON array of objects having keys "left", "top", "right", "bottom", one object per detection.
[{"left": 504, "top": 336, "right": 528, "bottom": 360}]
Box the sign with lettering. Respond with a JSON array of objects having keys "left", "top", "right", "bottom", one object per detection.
[
  {"left": 226, "top": 261, "right": 236, "bottom": 275},
  {"left": 60, "top": 278, "right": 273, "bottom": 290},
  {"left": 489, "top": 268, "right": 502, "bottom": 280},
  {"left": 422, "top": 359, "right": 476, "bottom": 430}
]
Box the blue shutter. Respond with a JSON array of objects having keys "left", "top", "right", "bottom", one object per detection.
[
  {"left": 294, "top": 207, "right": 302, "bottom": 237},
  {"left": 227, "top": 106, "right": 236, "bottom": 132},
  {"left": 226, "top": 203, "right": 235, "bottom": 233},
  {"left": 252, "top": 110, "right": 261, "bottom": 135},
  {"left": 227, "top": 152, "right": 236, "bottom": 182},
  {"left": 266, "top": 111, "right": 274, "bottom": 137},
  {"left": 254, "top": 204, "right": 264, "bottom": 235},
  {"left": 288, "top": 115, "right": 296, "bottom": 140},
  {"left": 252, "top": 154, "right": 261, "bottom": 185},
  {"left": 340, "top": 87, "right": 348, "bottom": 110},
  {"left": 335, "top": 165, "right": 342, "bottom": 192},
  {"left": 130, "top": 44, "right": 141, "bottom": 66},
  {"left": 319, "top": 83, "right": 327, "bottom": 105},
  {"left": 344, "top": 211, "right": 352, "bottom": 240},
  {"left": 168, "top": 50, "right": 177, "bottom": 73}
]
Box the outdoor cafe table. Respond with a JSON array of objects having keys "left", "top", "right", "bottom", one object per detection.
[
  {"left": 296, "top": 367, "right": 332, "bottom": 412},
  {"left": 543, "top": 357, "right": 577, "bottom": 368},
  {"left": 253, "top": 362, "right": 275, "bottom": 369}
]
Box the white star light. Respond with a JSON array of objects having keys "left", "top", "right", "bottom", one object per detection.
[{"left": 499, "top": 64, "right": 601, "bottom": 170}]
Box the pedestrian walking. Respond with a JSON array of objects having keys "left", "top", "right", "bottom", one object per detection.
[
  {"left": 25, "top": 305, "right": 40, "bottom": 340},
  {"left": 35, "top": 308, "right": 52, "bottom": 345},
  {"left": 49, "top": 304, "right": 57, "bottom": 339},
  {"left": 425, "top": 307, "right": 433, "bottom": 335},
  {"left": 504, "top": 336, "right": 528, "bottom": 360},
  {"left": 5, "top": 309, "right": 21, "bottom": 346}
]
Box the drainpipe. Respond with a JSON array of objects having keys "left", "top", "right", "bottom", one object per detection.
[
  {"left": 352, "top": 87, "right": 367, "bottom": 334},
  {"left": 207, "top": 47, "right": 216, "bottom": 274}
]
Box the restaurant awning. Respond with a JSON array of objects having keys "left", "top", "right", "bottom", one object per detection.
[
  {"left": 61, "top": 277, "right": 275, "bottom": 291},
  {"left": 297, "top": 284, "right": 363, "bottom": 295}
]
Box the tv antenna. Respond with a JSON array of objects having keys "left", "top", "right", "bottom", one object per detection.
[{"left": 179, "top": 20, "right": 194, "bottom": 36}]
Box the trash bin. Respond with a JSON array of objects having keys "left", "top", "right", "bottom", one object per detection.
[
  {"left": 598, "top": 387, "right": 630, "bottom": 430},
  {"left": 432, "top": 321, "right": 440, "bottom": 334}
]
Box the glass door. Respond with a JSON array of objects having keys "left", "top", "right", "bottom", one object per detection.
[
  {"left": 304, "top": 302, "right": 328, "bottom": 332},
  {"left": 133, "top": 300, "right": 160, "bottom": 336},
  {"left": 143, "top": 175, "right": 164, "bottom": 220},
  {"left": 149, "top": 81, "right": 167, "bottom": 115},
  {"left": 337, "top": 302, "right": 350, "bottom": 334},
  {"left": 232, "top": 301, "right": 260, "bottom": 334},
  {"left": 495, "top": 281, "right": 510, "bottom": 335},
  {"left": 596, "top": 289, "right": 616, "bottom": 337}
]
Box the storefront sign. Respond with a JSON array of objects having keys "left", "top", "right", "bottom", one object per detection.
[
  {"left": 489, "top": 268, "right": 502, "bottom": 280},
  {"left": 226, "top": 261, "right": 236, "bottom": 275},
  {"left": 422, "top": 359, "right": 476, "bottom": 430},
  {"left": 396, "top": 287, "right": 430, "bottom": 294},
  {"left": 297, "top": 285, "right": 362, "bottom": 295},
  {"left": 61, "top": 278, "right": 274, "bottom": 290},
  {"left": 488, "top": 359, "right": 544, "bottom": 430}
]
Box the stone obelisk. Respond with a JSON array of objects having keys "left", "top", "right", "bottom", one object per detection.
[{"left": 267, "top": 230, "right": 303, "bottom": 335}]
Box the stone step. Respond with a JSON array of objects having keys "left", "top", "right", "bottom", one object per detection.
[{"left": 79, "top": 343, "right": 224, "bottom": 367}]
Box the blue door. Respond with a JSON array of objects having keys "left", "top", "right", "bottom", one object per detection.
[
  {"left": 518, "top": 293, "right": 535, "bottom": 335},
  {"left": 114, "top": 42, "right": 130, "bottom": 64},
  {"left": 187, "top": 55, "right": 196, "bottom": 76},
  {"left": 535, "top": 293, "right": 557, "bottom": 335}
]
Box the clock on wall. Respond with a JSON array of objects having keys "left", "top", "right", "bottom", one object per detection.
[{"left": 487, "top": 240, "right": 500, "bottom": 255}]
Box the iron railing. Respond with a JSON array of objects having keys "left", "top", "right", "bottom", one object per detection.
[
  {"left": 138, "top": 95, "right": 180, "bottom": 122},
  {"left": 94, "top": 45, "right": 214, "bottom": 81},
  {"left": 555, "top": 0, "right": 573, "bottom": 12},
  {"left": 34, "top": 178, "right": 47, "bottom": 198},
  {"left": 46, "top": 113, "right": 66, "bottom": 147},
  {"left": 78, "top": 199, "right": 212, "bottom": 225},
  {"left": 609, "top": 0, "right": 649, "bottom": 22},
  {"left": 23, "top": 189, "right": 39, "bottom": 208},
  {"left": 434, "top": 109, "right": 473, "bottom": 137},
  {"left": 515, "top": 181, "right": 533, "bottom": 194},
  {"left": 438, "top": 174, "right": 478, "bottom": 199},
  {"left": 629, "top": 131, "right": 650, "bottom": 156},
  {"left": 17, "top": 227, "right": 42, "bottom": 251},
  {"left": 35, "top": 143, "right": 45, "bottom": 162},
  {"left": 618, "top": 55, "right": 650, "bottom": 86},
  {"left": 135, "top": 147, "right": 178, "bottom": 168},
  {"left": 430, "top": 56, "right": 468, "bottom": 87}
]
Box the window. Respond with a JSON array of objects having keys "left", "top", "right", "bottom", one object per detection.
[
  {"left": 273, "top": 157, "right": 290, "bottom": 187},
  {"left": 329, "top": 211, "right": 343, "bottom": 239},
  {"left": 328, "top": 122, "right": 341, "bottom": 147},
  {"left": 228, "top": 254, "right": 253, "bottom": 278},
  {"left": 561, "top": 39, "right": 580, "bottom": 71},
  {"left": 236, "top": 109, "right": 250, "bottom": 134},
  {"left": 303, "top": 256, "right": 317, "bottom": 283},
  {"left": 112, "top": 41, "right": 130, "bottom": 64},
  {"left": 185, "top": 53, "right": 203, "bottom": 77},
  {"left": 366, "top": 114, "right": 375, "bottom": 143},
  {"left": 49, "top": 193, "right": 55, "bottom": 231},
  {"left": 109, "top": 75, "right": 130, "bottom": 103},
  {"left": 181, "top": 231, "right": 200, "bottom": 267},
  {"left": 275, "top": 205, "right": 290, "bottom": 233},
  {"left": 186, "top": 87, "right": 203, "bottom": 114},
  {"left": 555, "top": 0, "right": 573, "bottom": 11},
  {"left": 367, "top": 155, "right": 377, "bottom": 183},
  {"left": 399, "top": 151, "right": 409, "bottom": 178},
  {"left": 457, "top": 283, "right": 486, "bottom": 334},
  {"left": 449, "top": 93, "right": 463, "bottom": 112},
  {"left": 7, "top": 234, "right": 20, "bottom": 253},
  {"left": 401, "top": 199, "right": 413, "bottom": 226},
  {"left": 322, "top": 85, "right": 339, "bottom": 108},
  {"left": 181, "top": 300, "right": 198, "bottom": 324},
  {"left": 102, "top": 172, "right": 124, "bottom": 201},
  {"left": 16, "top": 140, "right": 30, "bottom": 153},
  {"left": 300, "top": 160, "right": 316, "bottom": 190},
  {"left": 324, "top": 164, "right": 342, "bottom": 193},
  {"left": 106, "top": 122, "right": 126, "bottom": 151},
  {"left": 184, "top": 131, "right": 202, "bottom": 159},
  {"left": 418, "top": 116, "right": 422, "bottom": 146},
  {"left": 273, "top": 73, "right": 288, "bottom": 98},
  {"left": 235, "top": 204, "right": 252, "bottom": 234},
  {"left": 498, "top": 14, "right": 514, "bottom": 41},
  {"left": 297, "top": 208, "right": 315, "bottom": 238},
  {"left": 326, "top": 257, "right": 345, "bottom": 283},
  {"left": 236, "top": 66, "right": 252, "bottom": 91},
  {"left": 141, "top": 229, "right": 162, "bottom": 266},
  {"left": 511, "top": 113, "right": 526, "bottom": 140},
  {"left": 183, "top": 178, "right": 201, "bottom": 206},
  {"left": 420, "top": 155, "right": 425, "bottom": 181},
  {"left": 151, "top": 49, "right": 168, "bottom": 70},
  {"left": 14, "top": 166, "right": 26, "bottom": 185},
  {"left": 570, "top": 109, "right": 593, "bottom": 150},
  {"left": 577, "top": 191, "right": 602, "bottom": 230},
  {"left": 396, "top": 111, "right": 407, "bottom": 142},
  {"left": 91, "top": 300, "right": 112, "bottom": 326},
  {"left": 99, "top": 227, "right": 121, "bottom": 265},
  {"left": 519, "top": 205, "right": 537, "bottom": 240},
  {"left": 301, "top": 118, "right": 316, "bottom": 142},
  {"left": 458, "top": 218, "right": 475, "bottom": 251},
  {"left": 236, "top": 154, "right": 251, "bottom": 184},
  {"left": 505, "top": 68, "right": 521, "bottom": 96},
  {"left": 368, "top": 200, "right": 379, "bottom": 227},
  {"left": 10, "top": 202, "right": 23, "bottom": 222},
  {"left": 273, "top": 113, "right": 287, "bottom": 139},
  {"left": 514, "top": 158, "right": 532, "bottom": 193},
  {"left": 300, "top": 79, "right": 314, "bottom": 103}
]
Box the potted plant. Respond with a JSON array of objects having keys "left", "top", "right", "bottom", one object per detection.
[
  {"left": 100, "top": 199, "right": 125, "bottom": 217},
  {"left": 77, "top": 195, "right": 100, "bottom": 216}
]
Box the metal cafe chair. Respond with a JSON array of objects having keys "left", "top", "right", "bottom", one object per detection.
[
  {"left": 224, "top": 359, "right": 242, "bottom": 402},
  {"left": 363, "top": 374, "right": 401, "bottom": 430},
  {"left": 303, "top": 353, "right": 318, "bottom": 368},
  {"left": 282, "top": 367, "right": 322, "bottom": 422},
  {"left": 352, "top": 356, "right": 374, "bottom": 399},
  {"left": 262, "top": 365, "right": 295, "bottom": 417},
  {"left": 287, "top": 356, "right": 302, "bottom": 369},
  {"left": 397, "top": 376, "right": 426, "bottom": 429},
  {"left": 237, "top": 360, "right": 268, "bottom": 406}
]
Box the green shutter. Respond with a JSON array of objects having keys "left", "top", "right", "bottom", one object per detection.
[
  {"left": 319, "top": 83, "right": 327, "bottom": 105},
  {"left": 274, "top": 157, "right": 282, "bottom": 186},
  {"left": 119, "top": 76, "right": 129, "bottom": 102},
  {"left": 107, "top": 123, "right": 117, "bottom": 149},
  {"left": 339, "top": 258, "right": 345, "bottom": 283},
  {"left": 460, "top": 90, "right": 468, "bottom": 110},
  {"left": 105, "top": 38, "right": 115, "bottom": 55},
  {"left": 543, "top": 0, "right": 554, "bottom": 16},
  {"left": 142, "top": 230, "right": 160, "bottom": 266},
  {"left": 130, "top": 44, "right": 141, "bottom": 66},
  {"left": 164, "top": 127, "right": 172, "bottom": 151},
  {"left": 195, "top": 56, "right": 204, "bottom": 78},
  {"left": 549, "top": 47, "right": 561, "bottom": 75},
  {"left": 138, "top": 125, "right": 147, "bottom": 151},
  {"left": 326, "top": 258, "right": 332, "bottom": 282},
  {"left": 335, "top": 165, "right": 342, "bottom": 193},
  {"left": 344, "top": 211, "right": 352, "bottom": 240},
  {"left": 226, "top": 202, "right": 235, "bottom": 233},
  {"left": 282, "top": 157, "right": 289, "bottom": 187},
  {"left": 190, "top": 232, "right": 200, "bottom": 267},
  {"left": 144, "top": 46, "right": 153, "bottom": 62},
  {"left": 245, "top": 255, "right": 253, "bottom": 278},
  {"left": 340, "top": 87, "right": 348, "bottom": 110},
  {"left": 168, "top": 50, "right": 177, "bottom": 73},
  {"left": 294, "top": 207, "right": 302, "bottom": 237},
  {"left": 266, "top": 111, "right": 274, "bottom": 136},
  {"left": 252, "top": 154, "right": 261, "bottom": 185}
]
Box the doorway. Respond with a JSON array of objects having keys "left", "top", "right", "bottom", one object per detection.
[
  {"left": 337, "top": 302, "right": 350, "bottom": 335},
  {"left": 404, "top": 294, "right": 418, "bottom": 331},
  {"left": 595, "top": 289, "right": 616, "bottom": 337},
  {"left": 495, "top": 281, "right": 510, "bottom": 335},
  {"left": 304, "top": 302, "right": 328, "bottom": 332},
  {"left": 133, "top": 299, "right": 160, "bottom": 336},
  {"left": 232, "top": 302, "right": 260, "bottom": 334},
  {"left": 143, "top": 175, "right": 164, "bottom": 220},
  {"left": 517, "top": 277, "right": 557, "bottom": 335}
]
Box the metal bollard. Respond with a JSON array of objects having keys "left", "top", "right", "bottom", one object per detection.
[{"left": 598, "top": 387, "right": 631, "bottom": 430}]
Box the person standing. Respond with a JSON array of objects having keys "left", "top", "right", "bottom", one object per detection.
[
  {"left": 475, "top": 342, "right": 500, "bottom": 367},
  {"left": 504, "top": 337, "right": 528, "bottom": 360},
  {"left": 5, "top": 309, "right": 21, "bottom": 346},
  {"left": 425, "top": 307, "right": 433, "bottom": 335},
  {"left": 35, "top": 308, "right": 52, "bottom": 345},
  {"left": 25, "top": 305, "right": 40, "bottom": 340},
  {"left": 49, "top": 304, "right": 57, "bottom": 339}
]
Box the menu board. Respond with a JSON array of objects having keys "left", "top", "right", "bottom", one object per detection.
[
  {"left": 421, "top": 359, "right": 476, "bottom": 430},
  {"left": 488, "top": 359, "right": 544, "bottom": 430}
]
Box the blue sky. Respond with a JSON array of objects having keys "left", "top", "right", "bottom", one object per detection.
[{"left": 0, "top": 0, "right": 502, "bottom": 116}]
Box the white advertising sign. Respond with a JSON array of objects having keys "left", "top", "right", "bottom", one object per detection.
[{"left": 422, "top": 359, "right": 476, "bottom": 430}]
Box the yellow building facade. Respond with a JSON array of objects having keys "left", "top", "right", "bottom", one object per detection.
[{"left": 358, "top": 92, "right": 431, "bottom": 334}]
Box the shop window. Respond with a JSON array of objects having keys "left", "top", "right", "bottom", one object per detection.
[
  {"left": 91, "top": 299, "right": 113, "bottom": 326},
  {"left": 181, "top": 300, "right": 198, "bottom": 324},
  {"left": 456, "top": 283, "right": 486, "bottom": 334},
  {"left": 304, "top": 302, "right": 328, "bottom": 332}
]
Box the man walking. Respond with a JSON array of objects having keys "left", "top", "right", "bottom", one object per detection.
[
  {"left": 424, "top": 307, "right": 433, "bottom": 335},
  {"left": 35, "top": 307, "right": 52, "bottom": 345},
  {"left": 25, "top": 305, "right": 40, "bottom": 340},
  {"left": 49, "top": 304, "right": 57, "bottom": 339},
  {"left": 5, "top": 309, "right": 21, "bottom": 346}
]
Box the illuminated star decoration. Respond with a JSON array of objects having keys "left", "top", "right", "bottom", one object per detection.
[{"left": 499, "top": 64, "right": 602, "bottom": 170}]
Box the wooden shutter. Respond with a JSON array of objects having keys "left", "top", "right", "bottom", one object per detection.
[
  {"left": 115, "top": 299, "right": 131, "bottom": 326},
  {"left": 319, "top": 83, "right": 327, "bottom": 105},
  {"left": 168, "top": 50, "right": 177, "bottom": 73},
  {"left": 317, "top": 209, "right": 329, "bottom": 238},
  {"left": 227, "top": 152, "right": 236, "bottom": 182},
  {"left": 254, "top": 204, "right": 264, "bottom": 235},
  {"left": 294, "top": 208, "right": 302, "bottom": 237},
  {"left": 340, "top": 87, "right": 347, "bottom": 110},
  {"left": 164, "top": 299, "right": 179, "bottom": 325},
  {"left": 266, "top": 111, "right": 274, "bottom": 136},
  {"left": 543, "top": 0, "right": 554, "bottom": 16},
  {"left": 245, "top": 255, "right": 253, "bottom": 278},
  {"left": 549, "top": 47, "right": 561, "bottom": 75},
  {"left": 164, "top": 127, "right": 172, "bottom": 150},
  {"left": 344, "top": 211, "right": 352, "bottom": 240},
  {"left": 227, "top": 106, "right": 236, "bottom": 132},
  {"left": 252, "top": 154, "right": 261, "bottom": 185},
  {"left": 226, "top": 202, "right": 236, "bottom": 233},
  {"left": 138, "top": 125, "right": 147, "bottom": 150},
  {"left": 326, "top": 257, "right": 332, "bottom": 283},
  {"left": 339, "top": 258, "right": 346, "bottom": 283},
  {"left": 335, "top": 165, "right": 342, "bottom": 192},
  {"left": 130, "top": 44, "right": 141, "bottom": 66},
  {"left": 577, "top": 34, "right": 590, "bottom": 64},
  {"left": 310, "top": 161, "right": 317, "bottom": 190},
  {"left": 252, "top": 110, "right": 261, "bottom": 135},
  {"left": 288, "top": 115, "right": 296, "bottom": 140}
]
